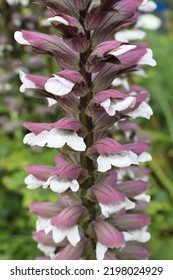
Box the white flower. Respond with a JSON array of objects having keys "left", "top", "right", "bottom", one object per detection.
[
  {"left": 112, "top": 77, "right": 130, "bottom": 90},
  {"left": 47, "top": 98, "right": 57, "bottom": 107},
  {"left": 96, "top": 242, "right": 107, "bottom": 260},
  {"left": 45, "top": 75, "right": 75, "bottom": 96},
  {"left": 97, "top": 151, "right": 139, "bottom": 172},
  {"left": 47, "top": 16, "right": 69, "bottom": 25},
  {"left": 99, "top": 197, "right": 135, "bottom": 218},
  {"left": 52, "top": 225, "right": 80, "bottom": 246},
  {"left": 133, "top": 192, "right": 151, "bottom": 202},
  {"left": 131, "top": 69, "right": 148, "bottom": 78},
  {"left": 137, "top": 49, "right": 157, "bottom": 67},
  {"left": 25, "top": 174, "right": 44, "bottom": 190},
  {"left": 48, "top": 176, "right": 79, "bottom": 193},
  {"left": 23, "top": 128, "right": 86, "bottom": 151},
  {"left": 138, "top": 152, "right": 152, "bottom": 163},
  {"left": 97, "top": 149, "right": 152, "bottom": 173},
  {"left": 115, "top": 29, "right": 146, "bottom": 42},
  {"left": 19, "top": 71, "right": 37, "bottom": 93},
  {"left": 36, "top": 217, "right": 53, "bottom": 234},
  {"left": 14, "top": 31, "right": 30, "bottom": 45},
  {"left": 37, "top": 243, "right": 56, "bottom": 257},
  {"left": 117, "top": 169, "right": 150, "bottom": 182},
  {"left": 100, "top": 96, "right": 136, "bottom": 116},
  {"left": 123, "top": 226, "right": 151, "bottom": 243},
  {"left": 109, "top": 45, "right": 136, "bottom": 57},
  {"left": 136, "top": 14, "right": 162, "bottom": 30},
  {"left": 127, "top": 101, "right": 153, "bottom": 119},
  {"left": 25, "top": 174, "right": 79, "bottom": 193},
  {"left": 138, "top": 0, "right": 157, "bottom": 12}
]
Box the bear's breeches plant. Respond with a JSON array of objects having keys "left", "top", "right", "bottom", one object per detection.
[{"left": 15, "top": 0, "right": 157, "bottom": 260}]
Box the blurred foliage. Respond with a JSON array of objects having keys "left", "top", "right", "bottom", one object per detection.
[
  {"left": 0, "top": 2, "right": 173, "bottom": 259},
  {"left": 136, "top": 31, "right": 173, "bottom": 259}
]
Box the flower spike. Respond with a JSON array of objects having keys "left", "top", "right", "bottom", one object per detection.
[{"left": 17, "top": 0, "right": 156, "bottom": 259}]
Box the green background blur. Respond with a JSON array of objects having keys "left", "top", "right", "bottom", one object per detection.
[{"left": 0, "top": 0, "right": 173, "bottom": 259}]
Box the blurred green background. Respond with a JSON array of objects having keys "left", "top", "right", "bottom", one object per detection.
[{"left": 0, "top": 0, "right": 173, "bottom": 259}]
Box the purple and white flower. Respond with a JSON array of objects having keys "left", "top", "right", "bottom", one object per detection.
[
  {"left": 91, "top": 183, "right": 135, "bottom": 217},
  {"left": 51, "top": 205, "right": 85, "bottom": 246},
  {"left": 93, "top": 220, "right": 125, "bottom": 260},
  {"left": 23, "top": 118, "right": 86, "bottom": 151}
]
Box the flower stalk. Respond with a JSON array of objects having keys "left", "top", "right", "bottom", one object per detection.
[{"left": 15, "top": 0, "right": 157, "bottom": 260}]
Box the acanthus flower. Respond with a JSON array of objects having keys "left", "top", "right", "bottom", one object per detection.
[
  {"left": 90, "top": 183, "right": 135, "bottom": 218},
  {"left": 93, "top": 220, "right": 125, "bottom": 260},
  {"left": 87, "top": 89, "right": 153, "bottom": 119},
  {"left": 87, "top": 138, "right": 152, "bottom": 172},
  {"left": 16, "top": 0, "right": 157, "bottom": 260},
  {"left": 23, "top": 118, "right": 86, "bottom": 151},
  {"left": 25, "top": 154, "right": 86, "bottom": 193},
  {"left": 30, "top": 196, "right": 86, "bottom": 252}
]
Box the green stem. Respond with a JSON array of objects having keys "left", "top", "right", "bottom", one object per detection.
[{"left": 78, "top": 9, "right": 95, "bottom": 257}]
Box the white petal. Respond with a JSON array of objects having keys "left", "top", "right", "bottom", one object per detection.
[
  {"left": 67, "top": 225, "right": 80, "bottom": 246},
  {"left": 14, "top": 31, "right": 31, "bottom": 45},
  {"left": 69, "top": 180, "right": 80, "bottom": 192},
  {"left": 126, "top": 226, "right": 151, "bottom": 243},
  {"left": 38, "top": 243, "right": 55, "bottom": 257},
  {"left": 101, "top": 97, "right": 136, "bottom": 116},
  {"left": 112, "top": 96, "right": 136, "bottom": 112},
  {"left": 115, "top": 29, "right": 146, "bottom": 42},
  {"left": 137, "top": 230, "right": 151, "bottom": 242},
  {"left": 66, "top": 133, "right": 86, "bottom": 151},
  {"left": 96, "top": 242, "right": 107, "bottom": 260},
  {"left": 123, "top": 231, "right": 134, "bottom": 242},
  {"left": 131, "top": 69, "right": 148, "bottom": 78},
  {"left": 139, "top": 0, "right": 157, "bottom": 12},
  {"left": 134, "top": 192, "right": 151, "bottom": 202},
  {"left": 47, "top": 98, "right": 57, "bottom": 107},
  {"left": 19, "top": 70, "right": 37, "bottom": 92},
  {"left": 52, "top": 227, "right": 68, "bottom": 243},
  {"left": 97, "top": 155, "right": 112, "bottom": 172},
  {"left": 36, "top": 218, "right": 52, "bottom": 234},
  {"left": 19, "top": 84, "right": 26, "bottom": 93},
  {"left": 49, "top": 177, "right": 70, "bottom": 193},
  {"left": 23, "top": 133, "right": 35, "bottom": 145},
  {"left": 125, "top": 197, "right": 136, "bottom": 210},
  {"left": 138, "top": 151, "right": 152, "bottom": 162},
  {"left": 24, "top": 174, "right": 44, "bottom": 189},
  {"left": 109, "top": 45, "right": 136, "bottom": 57},
  {"left": 47, "top": 16, "right": 69, "bottom": 25},
  {"left": 137, "top": 49, "right": 156, "bottom": 67},
  {"left": 122, "top": 151, "right": 139, "bottom": 165},
  {"left": 33, "top": 130, "right": 50, "bottom": 147},
  {"left": 24, "top": 131, "right": 50, "bottom": 147},
  {"left": 100, "top": 99, "right": 114, "bottom": 115},
  {"left": 47, "top": 129, "right": 66, "bottom": 148},
  {"left": 136, "top": 14, "right": 162, "bottom": 30},
  {"left": 45, "top": 75, "right": 75, "bottom": 96},
  {"left": 99, "top": 202, "right": 126, "bottom": 218},
  {"left": 112, "top": 77, "right": 130, "bottom": 90},
  {"left": 101, "top": 99, "right": 111, "bottom": 110},
  {"left": 110, "top": 154, "right": 132, "bottom": 168},
  {"left": 127, "top": 101, "right": 153, "bottom": 119}
]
